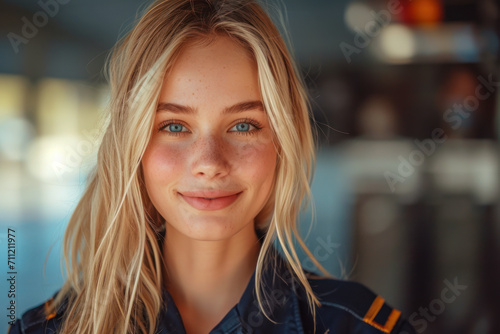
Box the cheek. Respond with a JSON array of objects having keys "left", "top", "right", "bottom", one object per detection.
[
  {"left": 142, "top": 142, "right": 187, "bottom": 185},
  {"left": 231, "top": 139, "right": 277, "bottom": 184}
]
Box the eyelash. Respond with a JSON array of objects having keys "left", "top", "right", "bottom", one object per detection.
[{"left": 157, "top": 118, "right": 263, "bottom": 137}]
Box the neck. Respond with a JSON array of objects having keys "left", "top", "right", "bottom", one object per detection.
[{"left": 162, "top": 222, "right": 261, "bottom": 325}]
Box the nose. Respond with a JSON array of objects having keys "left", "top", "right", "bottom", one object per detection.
[{"left": 190, "top": 135, "right": 230, "bottom": 179}]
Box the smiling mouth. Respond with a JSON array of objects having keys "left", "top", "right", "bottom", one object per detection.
[{"left": 179, "top": 191, "right": 242, "bottom": 211}]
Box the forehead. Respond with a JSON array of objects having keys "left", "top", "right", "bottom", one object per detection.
[{"left": 159, "top": 36, "right": 261, "bottom": 107}]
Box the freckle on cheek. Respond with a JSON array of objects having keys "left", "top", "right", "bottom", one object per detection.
[{"left": 235, "top": 143, "right": 262, "bottom": 162}]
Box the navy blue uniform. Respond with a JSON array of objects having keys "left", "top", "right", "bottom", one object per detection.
[{"left": 8, "top": 245, "right": 415, "bottom": 334}]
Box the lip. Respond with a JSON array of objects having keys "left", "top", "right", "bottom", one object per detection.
[{"left": 179, "top": 191, "right": 243, "bottom": 211}]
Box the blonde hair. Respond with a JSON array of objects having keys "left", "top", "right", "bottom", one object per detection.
[{"left": 50, "top": 0, "right": 331, "bottom": 333}]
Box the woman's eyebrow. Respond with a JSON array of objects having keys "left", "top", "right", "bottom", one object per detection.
[{"left": 156, "top": 101, "right": 264, "bottom": 114}]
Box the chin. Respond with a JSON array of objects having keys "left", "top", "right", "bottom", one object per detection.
[{"left": 167, "top": 216, "right": 243, "bottom": 241}]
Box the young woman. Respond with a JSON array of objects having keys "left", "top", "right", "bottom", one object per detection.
[{"left": 9, "top": 0, "right": 416, "bottom": 333}]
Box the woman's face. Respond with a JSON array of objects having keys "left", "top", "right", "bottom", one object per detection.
[{"left": 142, "top": 36, "right": 277, "bottom": 241}]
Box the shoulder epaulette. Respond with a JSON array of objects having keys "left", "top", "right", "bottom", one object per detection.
[
  {"left": 307, "top": 276, "right": 402, "bottom": 333},
  {"left": 13, "top": 291, "right": 66, "bottom": 333}
]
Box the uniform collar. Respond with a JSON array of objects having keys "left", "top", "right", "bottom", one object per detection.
[{"left": 156, "top": 242, "right": 306, "bottom": 334}]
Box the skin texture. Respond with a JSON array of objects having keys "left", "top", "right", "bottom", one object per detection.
[{"left": 141, "top": 36, "right": 277, "bottom": 333}]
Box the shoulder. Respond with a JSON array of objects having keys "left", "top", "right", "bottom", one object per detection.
[
  {"left": 296, "top": 273, "right": 416, "bottom": 334},
  {"left": 8, "top": 292, "right": 66, "bottom": 334}
]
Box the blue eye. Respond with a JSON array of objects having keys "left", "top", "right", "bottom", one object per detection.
[
  {"left": 158, "top": 119, "right": 262, "bottom": 136},
  {"left": 229, "top": 119, "right": 263, "bottom": 136},
  {"left": 158, "top": 120, "right": 189, "bottom": 136},
  {"left": 167, "top": 123, "right": 186, "bottom": 132},
  {"left": 234, "top": 123, "right": 251, "bottom": 131}
]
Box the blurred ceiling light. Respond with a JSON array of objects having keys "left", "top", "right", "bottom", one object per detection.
[
  {"left": 379, "top": 24, "right": 417, "bottom": 63},
  {"left": 26, "top": 135, "right": 92, "bottom": 183},
  {"left": 402, "top": 0, "right": 443, "bottom": 25},
  {"left": 344, "top": 1, "right": 373, "bottom": 31},
  {"left": 373, "top": 23, "right": 480, "bottom": 63},
  {"left": 26, "top": 136, "right": 67, "bottom": 182}
]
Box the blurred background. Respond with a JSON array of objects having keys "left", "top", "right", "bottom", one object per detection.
[{"left": 0, "top": 0, "right": 499, "bottom": 333}]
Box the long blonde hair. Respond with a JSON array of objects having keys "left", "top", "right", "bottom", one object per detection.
[{"left": 50, "top": 0, "right": 330, "bottom": 333}]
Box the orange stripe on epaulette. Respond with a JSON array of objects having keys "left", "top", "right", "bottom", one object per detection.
[
  {"left": 44, "top": 297, "right": 57, "bottom": 320},
  {"left": 363, "top": 296, "right": 401, "bottom": 333}
]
